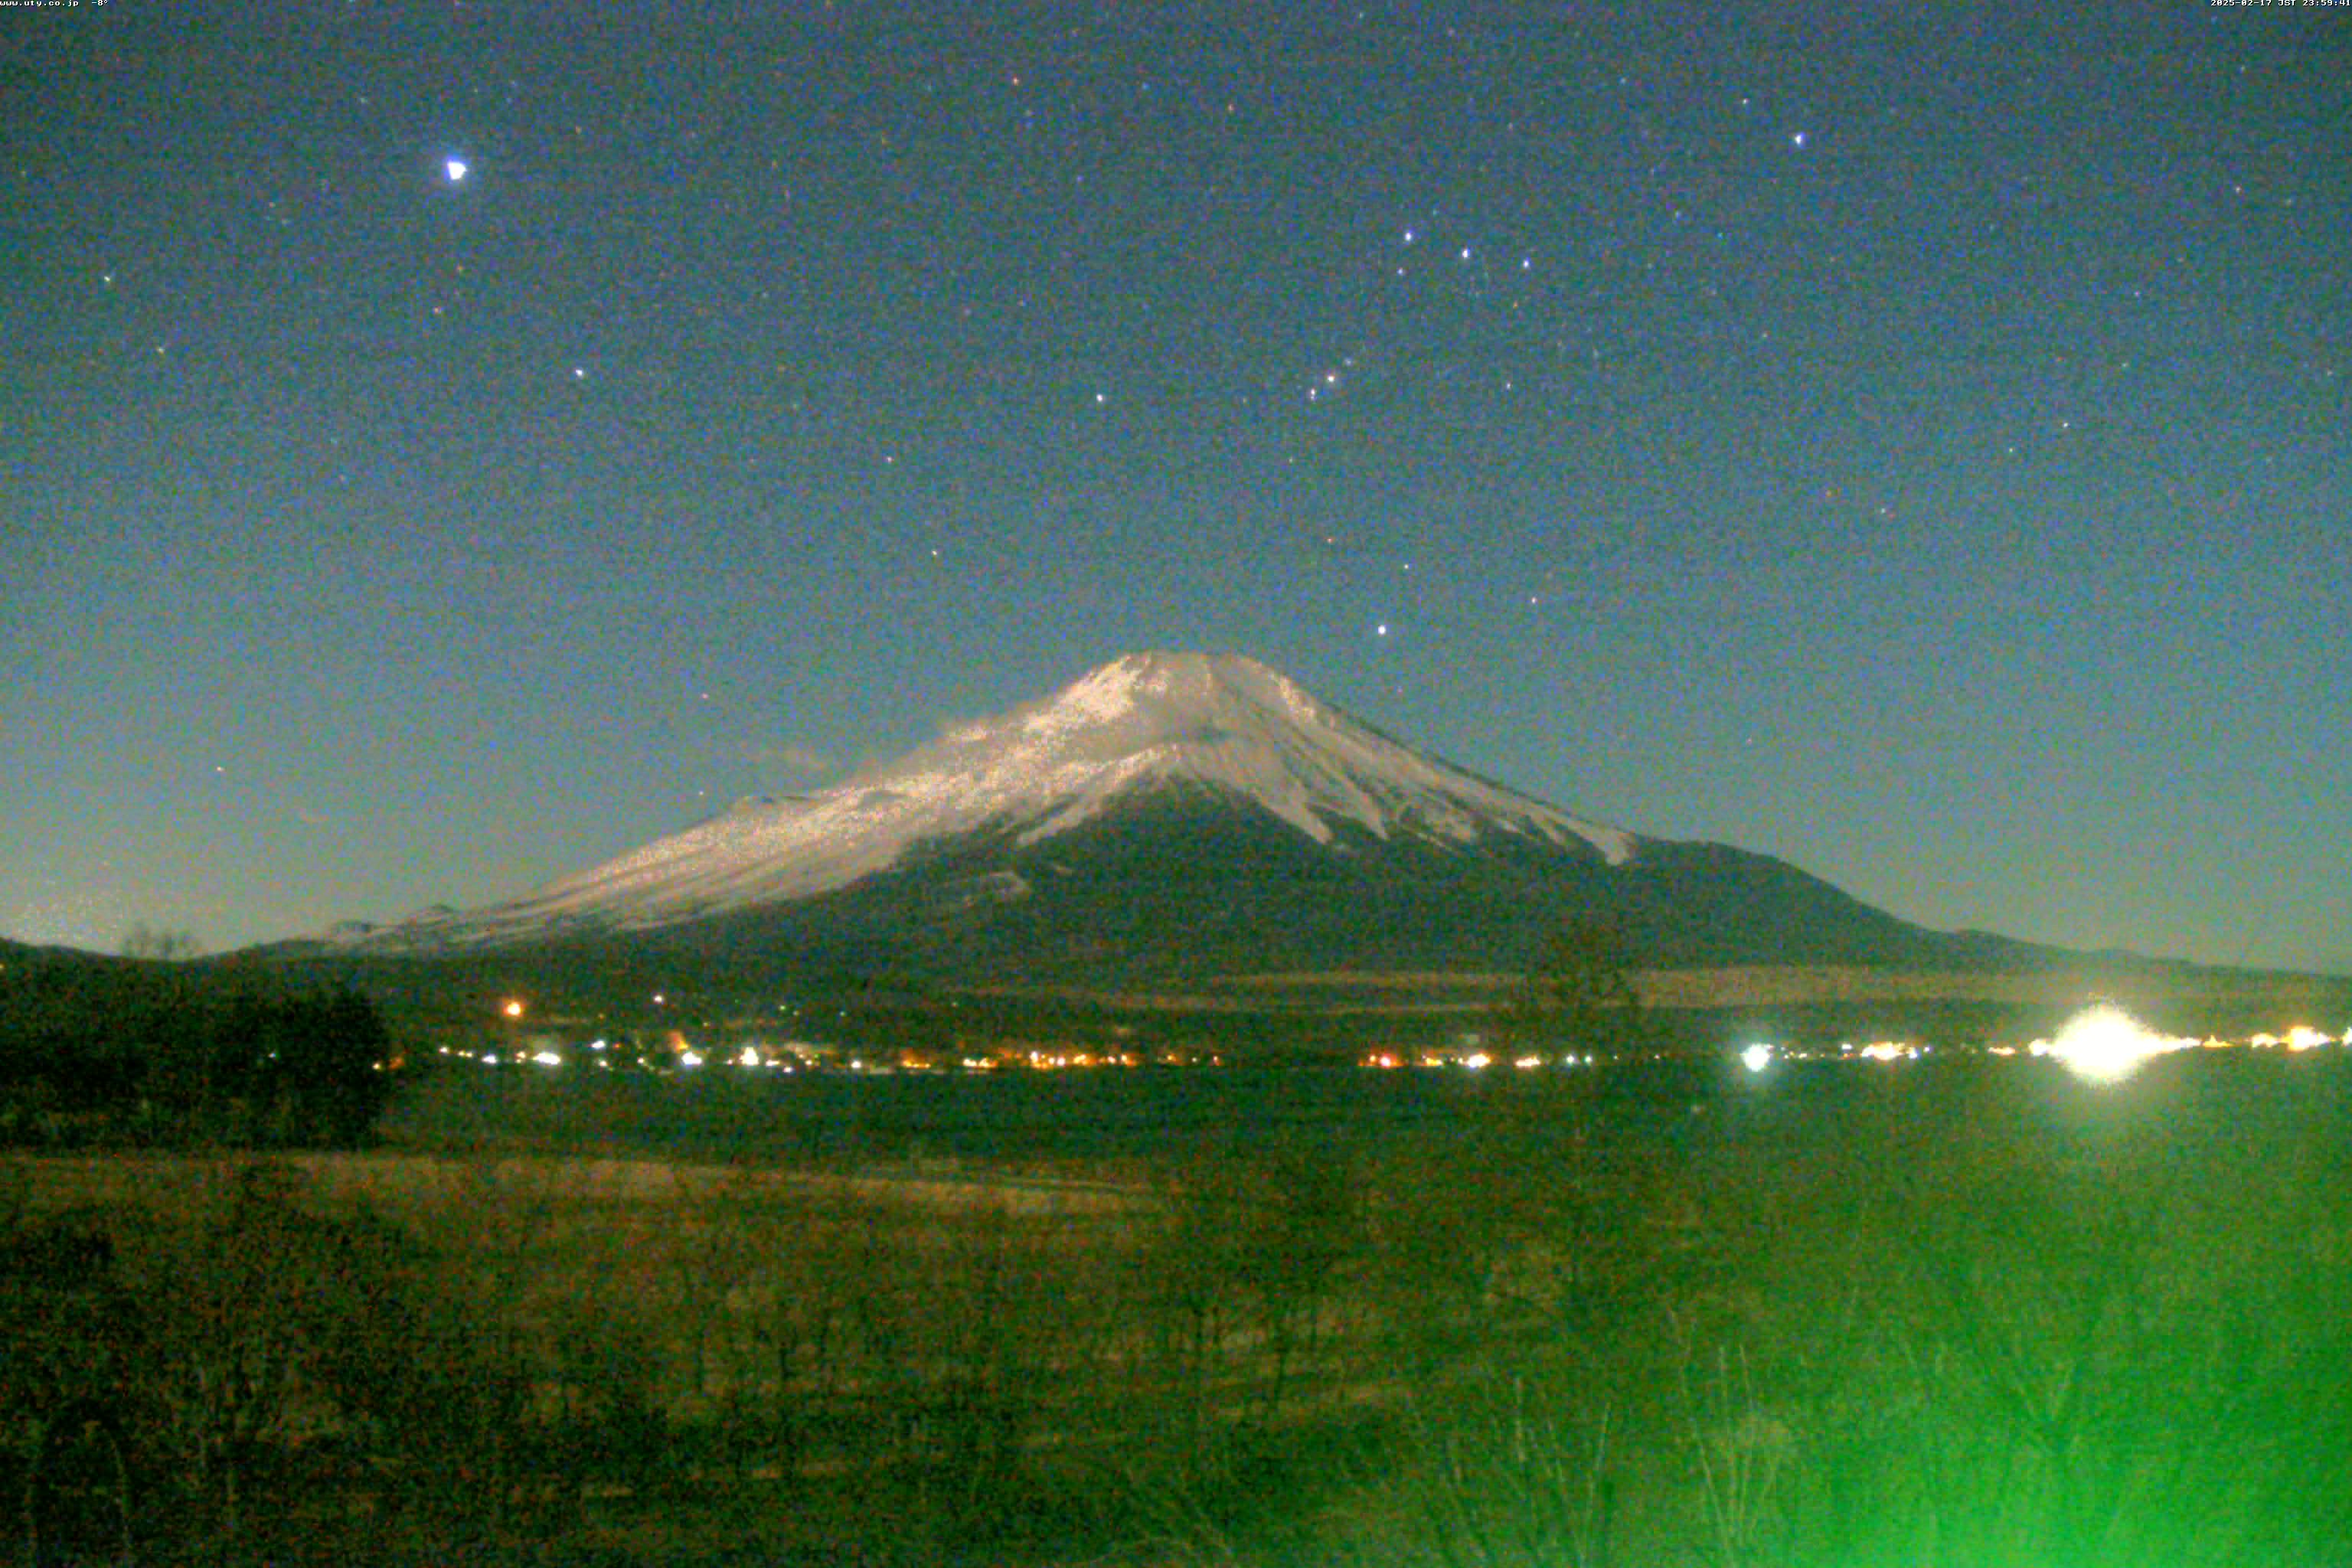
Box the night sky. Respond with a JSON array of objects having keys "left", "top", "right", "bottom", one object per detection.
[{"left": 5, "top": 5, "right": 2347, "bottom": 975}]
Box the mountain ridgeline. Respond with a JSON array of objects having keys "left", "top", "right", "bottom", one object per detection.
[{"left": 310, "top": 652, "right": 2048, "bottom": 995}]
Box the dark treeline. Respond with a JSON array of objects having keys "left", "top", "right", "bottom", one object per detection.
[{"left": 0, "top": 945, "right": 394, "bottom": 1147}]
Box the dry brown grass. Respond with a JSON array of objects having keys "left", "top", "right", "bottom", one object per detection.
[{"left": 13, "top": 1050, "right": 2352, "bottom": 1566}]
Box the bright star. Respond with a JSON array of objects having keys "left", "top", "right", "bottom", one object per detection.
[
  {"left": 446, "top": 158, "right": 470, "bottom": 183},
  {"left": 1788, "top": 132, "right": 1806, "bottom": 149}
]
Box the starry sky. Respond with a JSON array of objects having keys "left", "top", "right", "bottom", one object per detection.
[{"left": 5, "top": 3, "right": 2347, "bottom": 975}]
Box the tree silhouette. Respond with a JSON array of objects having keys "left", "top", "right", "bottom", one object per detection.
[{"left": 118, "top": 924, "right": 202, "bottom": 962}]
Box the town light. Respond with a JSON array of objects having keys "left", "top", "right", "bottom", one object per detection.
[{"left": 2043, "top": 1003, "right": 2186, "bottom": 1085}]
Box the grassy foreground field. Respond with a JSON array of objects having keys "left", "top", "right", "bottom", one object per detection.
[{"left": 8, "top": 1052, "right": 2352, "bottom": 1565}]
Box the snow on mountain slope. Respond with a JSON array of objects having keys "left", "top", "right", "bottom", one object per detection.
[{"left": 340, "top": 651, "right": 1639, "bottom": 952}]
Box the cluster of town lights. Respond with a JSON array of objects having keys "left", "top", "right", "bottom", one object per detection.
[
  {"left": 464, "top": 1001, "right": 1216, "bottom": 1073},
  {"left": 1361, "top": 1050, "right": 1602, "bottom": 1070},
  {"left": 1734, "top": 1008, "right": 2350, "bottom": 1086},
  {"left": 477, "top": 998, "right": 2346, "bottom": 1082}
]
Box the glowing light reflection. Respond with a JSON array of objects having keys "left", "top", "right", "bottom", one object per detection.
[{"left": 2039, "top": 1003, "right": 2190, "bottom": 1084}]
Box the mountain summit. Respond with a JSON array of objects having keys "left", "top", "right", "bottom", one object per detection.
[{"left": 333, "top": 651, "right": 1994, "bottom": 980}]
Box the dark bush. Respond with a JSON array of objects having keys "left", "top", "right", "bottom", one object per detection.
[{"left": 0, "top": 969, "right": 397, "bottom": 1148}]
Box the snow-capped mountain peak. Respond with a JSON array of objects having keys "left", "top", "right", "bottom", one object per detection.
[{"left": 341, "top": 651, "right": 1638, "bottom": 952}]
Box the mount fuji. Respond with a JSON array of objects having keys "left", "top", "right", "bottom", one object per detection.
[{"left": 322, "top": 652, "right": 2020, "bottom": 987}]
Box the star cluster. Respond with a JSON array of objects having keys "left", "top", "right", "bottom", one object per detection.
[{"left": 3, "top": 5, "right": 2347, "bottom": 972}]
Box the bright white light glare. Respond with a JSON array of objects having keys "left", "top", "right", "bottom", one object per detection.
[
  {"left": 1741, "top": 1043, "right": 1773, "bottom": 1074},
  {"left": 678, "top": 1049, "right": 704, "bottom": 1068},
  {"left": 446, "top": 158, "right": 469, "bottom": 183},
  {"left": 531, "top": 1050, "right": 562, "bottom": 1067},
  {"left": 2284, "top": 1025, "right": 2328, "bottom": 1052},
  {"left": 737, "top": 1046, "right": 762, "bottom": 1068},
  {"left": 2043, "top": 1003, "right": 2188, "bottom": 1084},
  {"left": 1461, "top": 1052, "right": 1491, "bottom": 1070}
]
